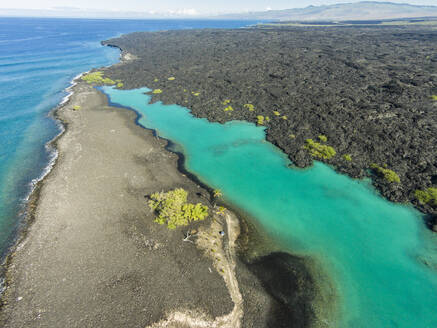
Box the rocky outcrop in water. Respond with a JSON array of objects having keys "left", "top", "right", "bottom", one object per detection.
[{"left": 102, "top": 26, "right": 437, "bottom": 229}]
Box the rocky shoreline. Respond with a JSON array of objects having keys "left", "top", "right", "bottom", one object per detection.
[{"left": 102, "top": 25, "right": 437, "bottom": 230}]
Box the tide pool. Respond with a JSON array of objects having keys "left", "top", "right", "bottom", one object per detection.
[{"left": 103, "top": 86, "right": 437, "bottom": 327}]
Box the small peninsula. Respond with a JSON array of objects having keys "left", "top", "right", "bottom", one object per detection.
[
  {"left": 102, "top": 25, "right": 437, "bottom": 230},
  {"left": 0, "top": 78, "right": 319, "bottom": 328}
]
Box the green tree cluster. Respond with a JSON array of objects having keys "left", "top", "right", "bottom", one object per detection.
[
  {"left": 304, "top": 139, "right": 336, "bottom": 159},
  {"left": 414, "top": 188, "right": 437, "bottom": 206},
  {"left": 370, "top": 164, "right": 400, "bottom": 183},
  {"left": 148, "top": 188, "right": 209, "bottom": 229},
  {"left": 81, "top": 71, "right": 115, "bottom": 85}
]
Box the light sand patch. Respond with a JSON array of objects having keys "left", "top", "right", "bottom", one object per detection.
[{"left": 147, "top": 209, "right": 243, "bottom": 328}]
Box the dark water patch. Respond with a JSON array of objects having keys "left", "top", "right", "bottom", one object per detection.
[{"left": 246, "top": 252, "right": 316, "bottom": 328}]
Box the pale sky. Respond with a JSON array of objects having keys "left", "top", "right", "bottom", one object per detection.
[{"left": 1, "top": 0, "right": 436, "bottom": 15}]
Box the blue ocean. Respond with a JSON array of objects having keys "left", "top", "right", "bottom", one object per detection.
[{"left": 0, "top": 17, "right": 258, "bottom": 259}]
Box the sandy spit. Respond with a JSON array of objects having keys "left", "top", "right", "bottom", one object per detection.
[{"left": 0, "top": 82, "right": 235, "bottom": 328}]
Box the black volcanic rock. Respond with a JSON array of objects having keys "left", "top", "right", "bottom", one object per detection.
[{"left": 102, "top": 26, "right": 437, "bottom": 229}]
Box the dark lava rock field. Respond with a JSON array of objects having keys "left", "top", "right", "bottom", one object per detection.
[{"left": 102, "top": 26, "right": 437, "bottom": 229}]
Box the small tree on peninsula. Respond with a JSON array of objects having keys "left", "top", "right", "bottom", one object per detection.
[{"left": 148, "top": 188, "right": 208, "bottom": 229}]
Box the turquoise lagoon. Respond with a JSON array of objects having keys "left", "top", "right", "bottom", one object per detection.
[{"left": 102, "top": 86, "right": 437, "bottom": 327}]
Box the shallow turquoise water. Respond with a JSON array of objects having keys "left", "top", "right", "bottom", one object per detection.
[{"left": 103, "top": 86, "right": 437, "bottom": 327}]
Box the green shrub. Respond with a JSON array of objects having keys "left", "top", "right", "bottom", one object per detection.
[
  {"left": 148, "top": 188, "right": 209, "bottom": 229},
  {"left": 370, "top": 164, "right": 400, "bottom": 183},
  {"left": 213, "top": 189, "right": 223, "bottom": 198},
  {"left": 431, "top": 95, "right": 437, "bottom": 101},
  {"left": 152, "top": 89, "right": 163, "bottom": 94},
  {"left": 318, "top": 135, "right": 328, "bottom": 142},
  {"left": 116, "top": 82, "right": 124, "bottom": 88},
  {"left": 282, "top": 115, "right": 288, "bottom": 120},
  {"left": 244, "top": 104, "right": 255, "bottom": 111},
  {"left": 222, "top": 99, "right": 231, "bottom": 105},
  {"left": 73, "top": 105, "right": 81, "bottom": 111},
  {"left": 273, "top": 111, "right": 280, "bottom": 116},
  {"left": 192, "top": 92, "right": 200, "bottom": 96},
  {"left": 343, "top": 154, "right": 352, "bottom": 161},
  {"left": 304, "top": 139, "right": 336, "bottom": 159},
  {"left": 168, "top": 77, "right": 175, "bottom": 81},
  {"left": 415, "top": 188, "right": 437, "bottom": 206},
  {"left": 216, "top": 206, "right": 226, "bottom": 215},
  {"left": 257, "top": 115, "right": 264, "bottom": 125},
  {"left": 224, "top": 106, "right": 233, "bottom": 112}
]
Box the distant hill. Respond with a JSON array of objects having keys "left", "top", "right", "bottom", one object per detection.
[{"left": 214, "top": 1, "right": 437, "bottom": 21}]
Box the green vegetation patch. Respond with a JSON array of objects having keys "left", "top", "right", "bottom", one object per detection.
[
  {"left": 414, "top": 188, "right": 437, "bottom": 206},
  {"left": 244, "top": 104, "right": 255, "bottom": 111},
  {"left": 318, "top": 135, "right": 328, "bottom": 142},
  {"left": 304, "top": 139, "right": 336, "bottom": 159},
  {"left": 343, "top": 154, "right": 352, "bottom": 161},
  {"left": 431, "top": 95, "right": 437, "bottom": 101},
  {"left": 370, "top": 164, "right": 400, "bottom": 183},
  {"left": 273, "top": 111, "right": 280, "bottom": 116},
  {"left": 81, "top": 71, "right": 115, "bottom": 85},
  {"left": 168, "top": 77, "right": 175, "bottom": 81},
  {"left": 224, "top": 106, "right": 234, "bottom": 112},
  {"left": 257, "top": 115, "right": 265, "bottom": 125},
  {"left": 148, "top": 188, "right": 209, "bottom": 229},
  {"left": 222, "top": 99, "right": 231, "bottom": 105},
  {"left": 116, "top": 82, "right": 124, "bottom": 88},
  {"left": 73, "top": 105, "right": 81, "bottom": 111},
  {"left": 152, "top": 89, "right": 163, "bottom": 94}
]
